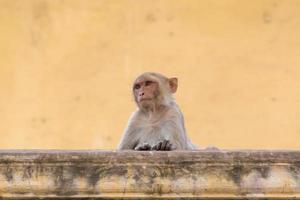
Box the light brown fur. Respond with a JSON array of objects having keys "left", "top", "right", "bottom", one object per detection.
[{"left": 118, "top": 72, "right": 196, "bottom": 151}]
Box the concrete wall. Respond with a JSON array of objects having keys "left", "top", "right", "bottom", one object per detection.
[
  {"left": 0, "top": 150, "right": 299, "bottom": 199},
  {"left": 0, "top": 0, "right": 300, "bottom": 149}
]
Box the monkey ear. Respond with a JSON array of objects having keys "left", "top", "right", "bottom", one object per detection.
[{"left": 169, "top": 77, "right": 178, "bottom": 93}]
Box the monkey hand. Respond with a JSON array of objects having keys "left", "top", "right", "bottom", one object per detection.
[
  {"left": 151, "top": 139, "right": 174, "bottom": 151},
  {"left": 134, "top": 143, "right": 152, "bottom": 151}
]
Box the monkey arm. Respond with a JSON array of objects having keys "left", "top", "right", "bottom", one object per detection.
[
  {"left": 117, "top": 128, "right": 139, "bottom": 150},
  {"left": 155, "top": 116, "right": 189, "bottom": 150},
  {"left": 117, "top": 112, "right": 141, "bottom": 150}
]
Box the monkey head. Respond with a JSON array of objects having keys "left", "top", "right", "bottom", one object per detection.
[{"left": 132, "top": 72, "right": 178, "bottom": 111}]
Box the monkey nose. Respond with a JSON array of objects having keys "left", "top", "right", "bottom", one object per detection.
[{"left": 139, "top": 92, "right": 144, "bottom": 97}]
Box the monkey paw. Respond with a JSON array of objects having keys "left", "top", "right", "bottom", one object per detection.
[
  {"left": 134, "top": 143, "right": 152, "bottom": 151},
  {"left": 151, "top": 139, "right": 173, "bottom": 151}
]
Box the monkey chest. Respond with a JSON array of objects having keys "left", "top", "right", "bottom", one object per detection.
[{"left": 137, "top": 123, "right": 170, "bottom": 145}]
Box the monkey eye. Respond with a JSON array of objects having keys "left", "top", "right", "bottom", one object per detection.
[
  {"left": 145, "top": 81, "right": 153, "bottom": 86},
  {"left": 134, "top": 84, "right": 140, "bottom": 90}
]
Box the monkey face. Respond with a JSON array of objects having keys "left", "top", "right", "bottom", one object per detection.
[
  {"left": 132, "top": 73, "right": 178, "bottom": 111},
  {"left": 133, "top": 77, "right": 160, "bottom": 107}
]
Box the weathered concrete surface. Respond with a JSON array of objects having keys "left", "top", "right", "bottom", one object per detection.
[{"left": 0, "top": 150, "right": 299, "bottom": 199}]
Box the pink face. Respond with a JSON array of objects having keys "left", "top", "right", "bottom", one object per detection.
[{"left": 133, "top": 78, "right": 160, "bottom": 104}]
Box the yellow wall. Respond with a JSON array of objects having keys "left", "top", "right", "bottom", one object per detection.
[{"left": 0, "top": 0, "right": 299, "bottom": 149}]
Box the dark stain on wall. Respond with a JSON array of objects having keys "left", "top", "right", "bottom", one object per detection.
[
  {"left": 53, "top": 166, "right": 78, "bottom": 196},
  {"left": 255, "top": 166, "right": 270, "bottom": 179},
  {"left": 229, "top": 165, "right": 244, "bottom": 186},
  {"left": 86, "top": 166, "right": 103, "bottom": 187},
  {"left": 30, "top": 1, "right": 51, "bottom": 48},
  {"left": 263, "top": 11, "right": 272, "bottom": 24},
  {"left": 145, "top": 13, "right": 157, "bottom": 23},
  {"left": 22, "top": 166, "right": 33, "bottom": 180},
  {"left": 3, "top": 165, "right": 13, "bottom": 182}
]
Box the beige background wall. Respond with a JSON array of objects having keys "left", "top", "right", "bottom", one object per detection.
[{"left": 0, "top": 0, "right": 299, "bottom": 149}]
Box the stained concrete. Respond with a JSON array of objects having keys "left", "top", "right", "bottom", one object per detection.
[{"left": 0, "top": 150, "right": 299, "bottom": 199}]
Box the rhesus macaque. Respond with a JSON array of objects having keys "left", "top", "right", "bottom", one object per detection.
[{"left": 118, "top": 72, "right": 197, "bottom": 151}]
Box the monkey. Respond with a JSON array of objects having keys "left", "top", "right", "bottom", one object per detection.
[{"left": 118, "top": 72, "right": 197, "bottom": 151}]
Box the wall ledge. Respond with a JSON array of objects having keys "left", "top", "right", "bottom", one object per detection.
[{"left": 0, "top": 150, "right": 299, "bottom": 199}]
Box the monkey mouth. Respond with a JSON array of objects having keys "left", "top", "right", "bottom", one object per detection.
[{"left": 139, "top": 98, "right": 152, "bottom": 102}]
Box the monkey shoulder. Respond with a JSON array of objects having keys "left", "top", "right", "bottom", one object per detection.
[
  {"left": 163, "top": 106, "right": 184, "bottom": 121},
  {"left": 127, "top": 111, "right": 145, "bottom": 125}
]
